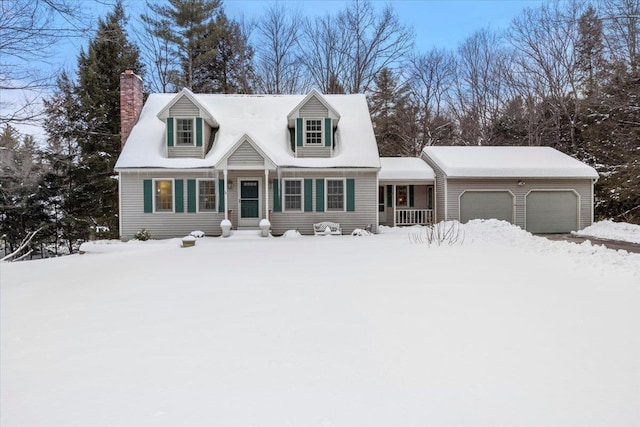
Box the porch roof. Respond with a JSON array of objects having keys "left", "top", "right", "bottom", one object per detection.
[{"left": 379, "top": 157, "right": 435, "bottom": 182}]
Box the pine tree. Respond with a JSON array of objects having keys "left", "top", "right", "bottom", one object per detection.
[
  {"left": 368, "top": 68, "right": 414, "bottom": 156},
  {"left": 76, "top": 1, "right": 142, "bottom": 237},
  {"left": 142, "top": 0, "right": 222, "bottom": 90}
]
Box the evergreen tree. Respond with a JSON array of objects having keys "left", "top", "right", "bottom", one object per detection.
[
  {"left": 76, "top": 1, "right": 142, "bottom": 237},
  {"left": 142, "top": 0, "right": 222, "bottom": 90},
  {"left": 368, "top": 68, "right": 415, "bottom": 156},
  {"left": 576, "top": 6, "right": 605, "bottom": 97},
  {"left": 191, "top": 10, "right": 254, "bottom": 93}
]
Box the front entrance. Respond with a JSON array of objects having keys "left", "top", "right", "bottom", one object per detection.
[{"left": 238, "top": 178, "right": 261, "bottom": 227}]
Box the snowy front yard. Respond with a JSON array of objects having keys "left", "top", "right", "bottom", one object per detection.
[{"left": 1, "top": 221, "right": 639, "bottom": 427}]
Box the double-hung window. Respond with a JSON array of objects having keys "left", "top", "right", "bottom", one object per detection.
[
  {"left": 176, "top": 118, "right": 194, "bottom": 146},
  {"left": 198, "top": 179, "right": 216, "bottom": 212},
  {"left": 326, "top": 179, "right": 344, "bottom": 210},
  {"left": 155, "top": 180, "right": 173, "bottom": 212},
  {"left": 305, "top": 118, "right": 323, "bottom": 145},
  {"left": 396, "top": 185, "right": 408, "bottom": 207},
  {"left": 284, "top": 179, "right": 302, "bottom": 211}
]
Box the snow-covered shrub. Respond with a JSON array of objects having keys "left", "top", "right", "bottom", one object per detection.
[
  {"left": 133, "top": 228, "right": 151, "bottom": 241},
  {"left": 409, "top": 221, "right": 464, "bottom": 246},
  {"left": 282, "top": 229, "right": 302, "bottom": 238},
  {"left": 352, "top": 228, "right": 372, "bottom": 236},
  {"left": 189, "top": 230, "right": 205, "bottom": 238}
]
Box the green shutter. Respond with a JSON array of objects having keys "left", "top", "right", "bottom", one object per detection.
[
  {"left": 167, "top": 118, "right": 174, "bottom": 147},
  {"left": 196, "top": 118, "right": 203, "bottom": 147},
  {"left": 304, "top": 179, "right": 313, "bottom": 212},
  {"left": 315, "top": 179, "right": 324, "bottom": 212},
  {"left": 409, "top": 185, "right": 415, "bottom": 207},
  {"left": 218, "top": 179, "right": 225, "bottom": 212},
  {"left": 273, "top": 179, "right": 281, "bottom": 212},
  {"left": 347, "top": 179, "right": 355, "bottom": 212},
  {"left": 324, "top": 118, "right": 332, "bottom": 147},
  {"left": 143, "top": 180, "right": 153, "bottom": 213},
  {"left": 296, "top": 118, "right": 303, "bottom": 147},
  {"left": 386, "top": 185, "right": 392, "bottom": 207},
  {"left": 187, "top": 179, "right": 196, "bottom": 213},
  {"left": 175, "top": 179, "right": 184, "bottom": 213}
]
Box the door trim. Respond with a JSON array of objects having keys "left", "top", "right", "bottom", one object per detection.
[{"left": 237, "top": 177, "right": 262, "bottom": 227}]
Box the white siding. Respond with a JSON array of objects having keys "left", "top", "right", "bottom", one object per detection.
[
  {"left": 296, "top": 146, "right": 332, "bottom": 158},
  {"left": 421, "top": 153, "right": 446, "bottom": 222},
  {"left": 168, "top": 146, "right": 203, "bottom": 158}
]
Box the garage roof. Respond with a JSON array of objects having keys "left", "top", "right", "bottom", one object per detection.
[
  {"left": 422, "top": 146, "right": 598, "bottom": 179},
  {"left": 379, "top": 157, "right": 436, "bottom": 181}
]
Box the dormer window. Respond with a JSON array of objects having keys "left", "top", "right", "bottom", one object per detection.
[
  {"left": 176, "top": 118, "right": 194, "bottom": 146},
  {"left": 305, "top": 118, "right": 323, "bottom": 145}
]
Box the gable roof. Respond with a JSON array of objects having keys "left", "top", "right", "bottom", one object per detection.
[
  {"left": 156, "top": 88, "right": 218, "bottom": 127},
  {"left": 286, "top": 89, "right": 341, "bottom": 126},
  {"left": 422, "top": 146, "right": 598, "bottom": 179},
  {"left": 379, "top": 157, "right": 435, "bottom": 181},
  {"left": 115, "top": 93, "right": 379, "bottom": 171},
  {"left": 216, "top": 133, "right": 277, "bottom": 170}
]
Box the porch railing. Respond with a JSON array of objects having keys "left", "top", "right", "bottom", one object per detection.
[{"left": 395, "top": 209, "right": 433, "bottom": 226}]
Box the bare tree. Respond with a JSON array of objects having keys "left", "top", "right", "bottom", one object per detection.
[
  {"left": 407, "top": 48, "right": 456, "bottom": 150},
  {"left": 599, "top": 0, "right": 640, "bottom": 70},
  {"left": 254, "top": 2, "right": 305, "bottom": 94},
  {"left": 338, "top": 0, "right": 414, "bottom": 93},
  {"left": 0, "top": 0, "right": 89, "bottom": 124},
  {"left": 136, "top": 9, "right": 178, "bottom": 93},
  {"left": 450, "top": 28, "right": 510, "bottom": 145}
]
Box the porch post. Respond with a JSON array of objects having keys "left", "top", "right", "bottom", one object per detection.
[
  {"left": 264, "top": 169, "right": 269, "bottom": 221},
  {"left": 223, "top": 168, "right": 229, "bottom": 220},
  {"left": 393, "top": 184, "right": 397, "bottom": 227}
]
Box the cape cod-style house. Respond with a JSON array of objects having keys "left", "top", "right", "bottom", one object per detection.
[{"left": 115, "top": 70, "right": 597, "bottom": 239}]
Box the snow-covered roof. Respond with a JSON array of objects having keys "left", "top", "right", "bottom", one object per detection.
[
  {"left": 115, "top": 93, "right": 379, "bottom": 170},
  {"left": 379, "top": 157, "right": 435, "bottom": 181},
  {"left": 422, "top": 146, "right": 598, "bottom": 179}
]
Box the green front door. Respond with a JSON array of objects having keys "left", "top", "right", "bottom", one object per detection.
[{"left": 239, "top": 179, "right": 261, "bottom": 226}]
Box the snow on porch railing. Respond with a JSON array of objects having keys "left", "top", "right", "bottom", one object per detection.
[{"left": 395, "top": 209, "right": 433, "bottom": 226}]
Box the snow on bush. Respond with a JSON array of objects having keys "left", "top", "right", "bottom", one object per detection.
[
  {"left": 132, "top": 228, "right": 151, "bottom": 241},
  {"left": 282, "top": 229, "right": 302, "bottom": 238},
  {"left": 573, "top": 220, "right": 640, "bottom": 244},
  {"left": 189, "top": 230, "right": 205, "bottom": 238},
  {"left": 351, "top": 228, "right": 372, "bottom": 236}
]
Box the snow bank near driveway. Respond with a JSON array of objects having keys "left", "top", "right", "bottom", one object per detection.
[
  {"left": 2, "top": 221, "right": 639, "bottom": 427},
  {"left": 574, "top": 219, "right": 640, "bottom": 244}
]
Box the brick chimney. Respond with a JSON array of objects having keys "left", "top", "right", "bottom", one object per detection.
[{"left": 120, "top": 69, "right": 144, "bottom": 148}]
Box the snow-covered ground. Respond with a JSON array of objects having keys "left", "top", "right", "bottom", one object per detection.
[
  {"left": 574, "top": 219, "right": 640, "bottom": 244},
  {"left": 2, "top": 220, "right": 639, "bottom": 427}
]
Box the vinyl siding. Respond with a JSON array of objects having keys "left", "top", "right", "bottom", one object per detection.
[
  {"left": 120, "top": 170, "right": 222, "bottom": 240},
  {"left": 300, "top": 97, "right": 329, "bottom": 116},
  {"left": 445, "top": 178, "right": 593, "bottom": 230},
  {"left": 270, "top": 171, "right": 378, "bottom": 235},
  {"left": 168, "top": 146, "right": 203, "bottom": 158},
  {"left": 420, "top": 153, "right": 446, "bottom": 222},
  {"left": 296, "top": 146, "right": 332, "bottom": 158},
  {"left": 169, "top": 97, "right": 199, "bottom": 116},
  {"left": 228, "top": 141, "right": 265, "bottom": 166},
  {"left": 377, "top": 183, "right": 432, "bottom": 227}
]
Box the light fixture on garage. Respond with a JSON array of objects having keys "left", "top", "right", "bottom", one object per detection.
[{"left": 518, "top": 180, "right": 526, "bottom": 186}]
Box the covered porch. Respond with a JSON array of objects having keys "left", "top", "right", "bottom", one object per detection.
[{"left": 379, "top": 157, "right": 436, "bottom": 227}]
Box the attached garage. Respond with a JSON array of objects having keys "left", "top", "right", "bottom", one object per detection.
[
  {"left": 460, "top": 191, "right": 514, "bottom": 223},
  {"left": 421, "top": 146, "right": 598, "bottom": 232},
  {"left": 525, "top": 190, "right": 578, "bottom": 233}
]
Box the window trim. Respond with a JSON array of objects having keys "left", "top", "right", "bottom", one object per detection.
[
  {"left": 282, "top": 178, "right": 304, "bottom": 212},
  {"left": 174, "top": 117, "right": 196, "bottom": 147},
  {"left": 196, "top": 178, "right": 217, "bottom": 213},
  {"left": 396, "top": 185, "right": 408, "bottom": 208},
  {"left": 153, "top": 178, "right": 175, "bottom": 213},
  {"left": 325, "top": 178, "right": 346, "bottom": 212},
  {"left": 303, "top": 117, "right": 324, "bottom": 146}
]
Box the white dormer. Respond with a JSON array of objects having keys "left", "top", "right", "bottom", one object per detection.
[{"left": 157, "top": 89, "right": 219, "bottom": 159}]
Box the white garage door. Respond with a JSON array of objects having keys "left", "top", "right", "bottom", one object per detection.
[
  {"left": 460, "top": 191, "right": 514, "bottom": 223},
  {"left": 526, "top": 191, "right": 578, "bottom": 233}
]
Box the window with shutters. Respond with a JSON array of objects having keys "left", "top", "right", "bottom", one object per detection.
[
  {"left": 176, "top": 118, "right": 194, "bottom": 146},
  {"left": 396, "top": 185, "right": 408, "bottom": 207},
  {"left": 155, "top": 179, "right": 173, "bottom": 212},
  {"left": 198, "top": 179, "right": 216, "bottom": 212},
  {"left": 304, "top": 118, "right": 323, "bottom": 145},
  {"left": 284, "top": 179, "right": 303, "bottom": 211},
  {"left": 326, "top": 179, "right": 345, "bottom": 210}
]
